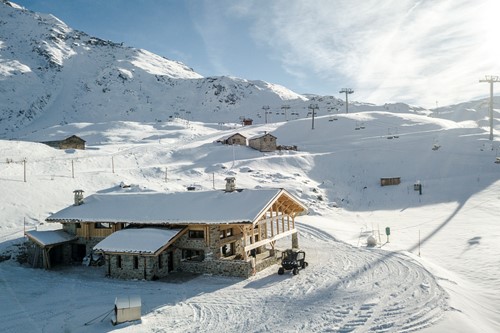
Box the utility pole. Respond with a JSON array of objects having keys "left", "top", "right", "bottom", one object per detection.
[
  {"left": 479, "top": 75, "right": 499, "bottom": 141},
  {"left": 339, "top": 88, "right": 354, "bottom": 113},
  {"left": 262, "top": 105, "right": 270, "bottom": 124},
  {"left": 308, "top": 104, "right": 319, "bottom": 130},
  {"left": 281, "top": 105, "right": 290, "bottom": 121}
]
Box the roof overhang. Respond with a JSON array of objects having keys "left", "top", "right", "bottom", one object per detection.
[{"left": 25, "top": 230, "right": 78, "bottom": 248}]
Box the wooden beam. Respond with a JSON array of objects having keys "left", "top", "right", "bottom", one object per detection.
[
  {"left": 244, "top": 229, "right": 297, "bottom": 253},
  {"left": 281, "top": 213, "right": 285, "bottom": 233}
]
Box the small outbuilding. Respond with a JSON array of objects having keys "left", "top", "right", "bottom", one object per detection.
[
  {"left": 249, "top": 133, "right": 277, "bottom": 152},
  {"left": 219, "top": 133, "right": 247, "bottom": 146},
  {"left": 25, "top": 229, "right": 78, "bottom": 269},
  {"left": 41, "top": 135, "right": 86, "bottom": 150},
  {"left": 113, "top": 295, "right": 141, "bottom": 325},
  {"left": 241, "top": 118, "right": 253, "bottom": 126},
  {"left": 380, "top": 177, "right": 401, "bottom": 186}
]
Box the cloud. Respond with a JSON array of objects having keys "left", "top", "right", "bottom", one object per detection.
[{"left": 236, "top": 0, "right": 500, "bottom": 107}]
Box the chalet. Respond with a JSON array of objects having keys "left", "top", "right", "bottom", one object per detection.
[
  {"left": 249, "top": 133, "right": 277, "bottom": 152},
  {"left": 218, "top": 133, "right": 247, "bottom": 146},
  {"left": 41, "top": 135, "right": 86, "bottom": 150},
  {"left": 26, "top": 178, "right": 307, "bottom": 280}
]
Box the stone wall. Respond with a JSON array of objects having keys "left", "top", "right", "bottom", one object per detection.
[
  {"left": 254, "top": 253, "right": 281, "bottom": 273},
  {"left": 179, "top": 258, "right": 253, "bottom": 278},
  {"left": 249, "top": 134, "right": 277, "bottom": 152},
  {"left": 63, "top": 223, "right": 77, "bottom": 235},
  {"left": 106, "top": 254, "right": 170, "bottom": 280}
]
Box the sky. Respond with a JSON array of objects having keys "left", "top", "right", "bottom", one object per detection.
[{"left": 11, "top": 0, "right": 500, "bottom": 108}]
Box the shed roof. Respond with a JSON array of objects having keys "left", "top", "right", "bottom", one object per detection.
[
  {"left": 249, "top": 133, "right": 277, "bottom": 140},
  {"left": 219, "top": 132, "right": 247, "bottom": 141},
  {"left": 46, "top": 188, "right": 306, "bottom": 225},
  {"left": 25, "top": 229, "right": 78, "bottom": 247},
  {"left": 93, "top": 228, "right": 184, "bottom": 255},
  {"left": 41, "top": 135, "right": 86, "bottom": 144},
  {"left": 115, "top": 295, "right": 141, "bottom": 309}
]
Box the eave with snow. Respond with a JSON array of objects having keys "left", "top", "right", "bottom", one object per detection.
[{"left": 36, "top": 181, "right": 307, "bottom": 279}]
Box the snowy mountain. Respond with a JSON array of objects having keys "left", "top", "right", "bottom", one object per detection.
[
  {"left": 2, "top": 1, "right": 496, "bottom": 141},
  {"left": 0, "top": 1, "right": 307, "bottom": 138}
]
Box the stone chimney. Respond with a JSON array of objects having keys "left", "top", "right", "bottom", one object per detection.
[
  {"left": 73, "top": 189, "right": 84, "bottom": 206},
  {"left": 225, "top": 177, "right": 236, "bottom": 192}
]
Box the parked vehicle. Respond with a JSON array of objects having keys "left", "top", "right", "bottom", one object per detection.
[{"left": 278, "top": 249, "right": 308, "bottom": 275}]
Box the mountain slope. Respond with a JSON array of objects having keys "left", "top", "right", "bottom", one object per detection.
[{"left": 0, "top": 1, "right": 308, "bottom": 137}]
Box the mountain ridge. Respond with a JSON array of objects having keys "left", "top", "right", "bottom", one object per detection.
[{"left": 0, "top": 2, "right": 314, "bottom": 137}]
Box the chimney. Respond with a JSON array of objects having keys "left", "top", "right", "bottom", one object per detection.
[
  {"left": 225, "top": 177, "right": 236, "bottom": 192},
  {"left": 73, "top": 189, "right": 84, "bottom": 206}
]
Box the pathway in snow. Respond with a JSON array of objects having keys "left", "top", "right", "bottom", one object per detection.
[
  {"left": 122, "top": 223, "right": 449, "bottom": 333},
  {"left": 0, "top": 223, "right": 448, "bottom": 333}
]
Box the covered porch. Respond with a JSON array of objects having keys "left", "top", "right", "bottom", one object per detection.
[{"left": 25, "top": 229, "right": 78, "bottom": 269}]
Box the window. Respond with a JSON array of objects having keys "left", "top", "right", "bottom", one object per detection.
[
  {"left": 117, "top": 255, "right": 122, "bottom": 268},
  {"left": 220, "top": 228, "right": 233, "bottom": 239},
  {"left": 75, "top": 223, "right": 81, "bottom": 229},
  {"left": 189, "top": 230, "right": 204, "bottom": 239},
  {"left": 158, "top": 254, "right": 163, "bottom": 269},
  {"left": 220, "top": 242, "right": 235, "bottom": 257},
  {"left": 181, "top": 249, "right": 204, "bottom": 262},
  {"left": 133, "top": 256, "right": 139, "bottom": 269},
  {"left": 95, "top": 222, "right": 111, "bottom": 229}
]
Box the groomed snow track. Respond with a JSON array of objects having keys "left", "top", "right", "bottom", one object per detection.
[
  {"left": 139, "top": 222, "right": 448, "bottom": 333},
  {"left": 0, "top": 222, "right": 448, "bottom": 333}
]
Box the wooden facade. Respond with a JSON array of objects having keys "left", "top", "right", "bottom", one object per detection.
[{"left": 380, "top": 177, "right": 401, "bottom": 186}]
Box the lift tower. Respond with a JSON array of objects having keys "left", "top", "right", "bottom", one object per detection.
[
  {"left": 479, "top": 75, "right": 499, "bottom": 141},
  {"left": 339, "top": 88, "right": 354, "bottom": 114}
]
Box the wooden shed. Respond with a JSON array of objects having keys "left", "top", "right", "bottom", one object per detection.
[
  {"left": 380, "top": 177, "right": 401, "bottom": 186},
  {"left": 42, "top": 135, "right": 86, "bottom": 150},
  {"left": 113, "top": 295, "right": 141, "bottom": 325},
  {"left": 249, "top": 133, "right": 277, "bottom": 152},
  {"left": 242, "top": 118, "right": 253, "bottom": 126},
  {"left": 25, "top": 230, "right": 78, "bottom": 269}
]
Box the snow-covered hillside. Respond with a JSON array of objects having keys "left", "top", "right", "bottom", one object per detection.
[
  {"left": 0, "top": 1, "right": 308, "bottom": 137},
  {"left": 1, "top": 110, "right": 499, "bottom": 332}
]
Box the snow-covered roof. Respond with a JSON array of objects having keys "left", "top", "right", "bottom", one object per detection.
[
  {"left": 115, "top": 295, "right": 141, "bottom": 309},
  {"left": 47, "top": 188, "right": 304, "bottom": 225},
  {"left": 25, "top": 229, "right": 78, "bottom": 247},
  {"left": 218, "top": 133, "right": 247, "bottom": 141},
  {"left": 248, "top": 133, "right": 277, "bottom": 140},
  {"left": 93, "top": 228, "right": 183, "bottom": 255}
]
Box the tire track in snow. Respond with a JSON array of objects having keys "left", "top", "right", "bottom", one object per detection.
[{"left": 134, "top": 222, "right": 448, "bottom": 333}]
